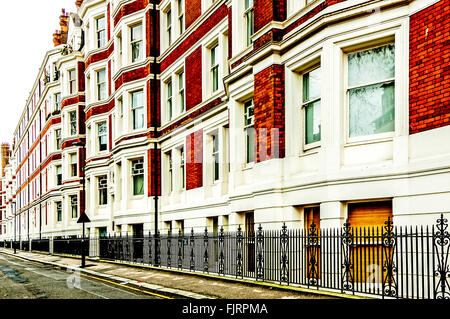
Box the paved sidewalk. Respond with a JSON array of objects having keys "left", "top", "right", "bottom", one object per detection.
[{"left": 0, "top": 248, "right": 346, "bottom": 299}]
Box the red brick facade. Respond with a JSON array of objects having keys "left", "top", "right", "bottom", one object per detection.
[
  {"left": 186, "top": 130, "right": 203, "bottom": 190},
  {"left": 254, "top": 64, "right": 285, "bottom": 162},
  {"left": 114, "top": 0, "right": 150, "bottom": 26},
  {"left": 160, "top": 4, "right": 228, "bottom": 72},
  {"left": 185, "top": 0, "right": 202, "bottom": 29},
  {"left": 148, "top": 148, "right": 161, "bottom": 196},
  {"left": 185, "top": 46, "right": 203, "bottom": 111},
  {"left": 147, "top": 79, "right": 161, "bottom": 129},
  {"left": 409, "top": 0, "right": 450, "bottom": 134},
  {"left": 254, "top": 0, "right": 286, "bottom": 32}
]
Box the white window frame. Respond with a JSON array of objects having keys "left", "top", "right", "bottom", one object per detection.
[
  {"left": 130, "top": 23, "right": 143, "bottom": 63},
  {"left": 301, "top": 65, "right": 322, "bottom": 151},
  {"left": 96, "top": 69, "right": 107, "bottom": 101},
  {"left": 344, "top": 42, "right": 396, "bottom": 145},
  {"left": 96, "top": 15, "right": 106, "bottom": 48},
  {"left": 68, "top": 69, "right": 76, "bottom": 95},
  {"left": 97, "top": 121, "right": 108, "bottom": 152},
  {"left": 131, "top": 89, "right": 145, "bottom": 131}
]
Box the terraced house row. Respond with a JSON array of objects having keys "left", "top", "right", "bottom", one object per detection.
[{"left": 0, "top": 0, "right": 449, "bottom": 241}]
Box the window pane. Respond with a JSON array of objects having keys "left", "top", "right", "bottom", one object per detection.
[
  {"left": 132, "top": 91, "right": 143, "bottom": 108},
  {"left": 96, "top": 17, "right": 105, "bottom": 30},
  {"left": 133, "top": 107, "right": 144, "bottom": 129},
  {"left": 246, "top": 9, "right": 254, "bottom": 46},
  {"left": 305, "top": 100, "right": 321, "bottom": 144},
  {"left": 303, "top": 68, "right": 321, "bottom": 103},
  {"left": 348, "top": 44, "right": 395, "bottom": 88},
  {"left": 131, "top": 24, "right": 142, "bottom": 41},
  {"left": 246, "top": 127, "right": 255, "bottom": 163},
  {"left": 132, "top": 41, "right": 142, "bottom": 62},
  {"left": 133, "top": 175, "right": 144, "bottom": 195},
  {"left": 349, "top": 82, "right": 395, "bottom": 137}
]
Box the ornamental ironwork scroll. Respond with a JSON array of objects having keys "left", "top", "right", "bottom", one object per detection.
[
  {"left": 382, "top": 217, "right": 397, "bottom": 298},
  {"left": 190, "top": 228, "right": 195, "bottom": 271},
  {"left": 280, "top": 223, "right": 289, "bottom": 284},
  {"left": 341, "top": 219, "right": 354, "bottom": 292},
  {"left": 307, "top": 221, "right": 319, "bottom": 286},
  {"left": 203, "top": 227, "right": 209, "bottom": 273},
  {"left": 219, "top": 226, "right": 225, "bottom": 275},
  {"left": 434, "top": 214, "right": 450, "bottom": 299},
  {"left": 178, "top": 229, "right": 183, "bottom": 270},
  {"left": 256, "top": 224, "right": 264, "bottom": 281},
  {"left": 236, "top": 225, "right": 243, "bottom": 278}
]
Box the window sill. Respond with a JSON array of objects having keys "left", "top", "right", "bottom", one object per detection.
[
  {"left": 303, "top": 142, "right": 321, "bottom": 153},
  {"left": 243, "top": 162, "right": 255, "bottom": 171},
  {"left": 345, "top": 134, "right": 394, "bottom": 148}
]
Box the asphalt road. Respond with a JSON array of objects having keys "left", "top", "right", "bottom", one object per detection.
[{"left": 0, "top": 254, "right": 165, "bottom": 299}]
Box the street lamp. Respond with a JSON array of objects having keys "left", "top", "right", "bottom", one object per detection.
[{"left": 72, "top": 141, "right": 90, "bottom": 268}]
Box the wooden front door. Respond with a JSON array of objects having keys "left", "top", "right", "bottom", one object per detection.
[
  {"left": 347, "top": 201, "right": 393, "bottom": 284},
  {"left": 305, "top": 207, "right": 320, "bottom": 280}
]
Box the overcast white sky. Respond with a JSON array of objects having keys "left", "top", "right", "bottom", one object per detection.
[{"left": 0, "top": 1, "right": 77, "bottom": 145}]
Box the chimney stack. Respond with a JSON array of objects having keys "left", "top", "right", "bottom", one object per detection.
[{"left": 52, "top": 9, "right": 69, "bottom": 47}]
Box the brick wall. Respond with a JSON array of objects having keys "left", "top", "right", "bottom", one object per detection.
[
  {"left": 77, "top": 62, "right": 85, "bottom": 92},
  {"left": 146, "top": 7, "right": 160, "bottom": 57},
  {"left": 147, "top": 79, "right": 161, "bottom": 129},
  {"left": 185, "top": 46, "right": 203, "bottom": 111},
  {"left": 254, "top": 0, "right": 287, "bottom": 32},
  {"left": 254, "top": 64, "right": 285, "bottom": 162},
  {"left": 186, "top": 0, "right": 202, "bottom": 29},
  {"left": 409, "top": 0, "right": 450, "bottom": 134},
  {"left": 114, "top": 0, "right": 150, "bottom": 26},
  {"left": 148, "top": 148, "right": 161, "bottom": 196},
  {"left": 160, "top": 4, "right": 228, "bottom": 72},
  {"left": 186, "top": 130, "right": 203, "bottom": 190}
]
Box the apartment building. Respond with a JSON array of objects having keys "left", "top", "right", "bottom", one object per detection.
[{"left": 0, "top": 0, "right": 449, "bottom": 241}]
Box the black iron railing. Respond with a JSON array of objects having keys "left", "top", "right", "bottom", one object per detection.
[
  {"left": 53, "top": 236, "right": 89, "bottom": 257},
  {"left": 1, "top": 215, "right": 449, "bottom": 299},
  {"left": 31, "top": 239, "right": 50, "bottom": 253}
]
